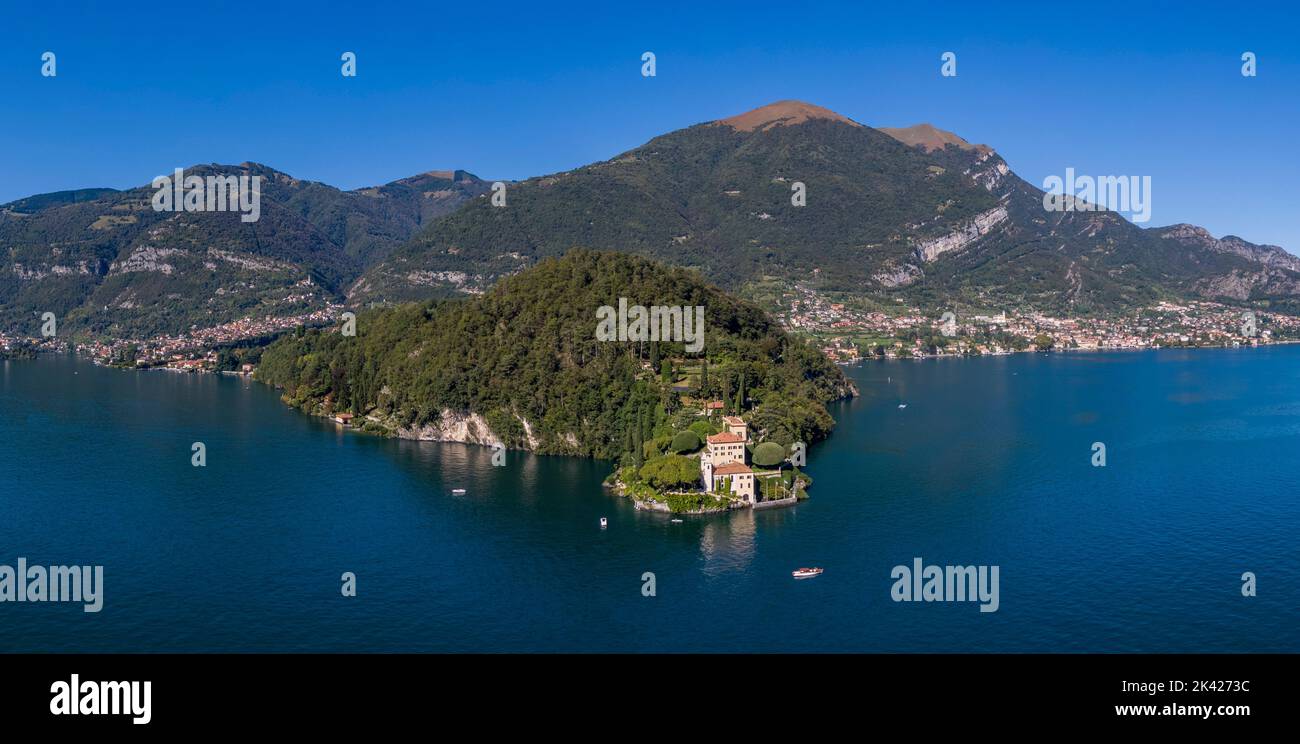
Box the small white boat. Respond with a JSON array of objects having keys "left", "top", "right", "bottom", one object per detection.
[
  {"left": 451, "top": 488, "right": 466, "bottom": 495},
  {"left": 600, "top": 517, "right": 608, "bottom": 528},
  {"left": 792, "top": 567, "right": 824, "bottom": 579},
  {"left": 897, "top": 403, "right": 907, "bottom": 409},
  {"left": 671, "top": 519, "right": 683, "bottom": 523}
]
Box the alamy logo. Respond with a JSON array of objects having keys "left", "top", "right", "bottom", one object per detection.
[
  {"left": 1042, "top": 168, "right": 1152, "bottom": 223},
  {"left": 595, "top": 298, "right": 705, "bottom": 353},
  {"left": 0, "top": 558, "right": 103, "bottom": 612},
  {"left": 890, "top": 557, "right": 999, "bottom": 612},
  {"left": 1241, "top": 311, "right": 1257, "bottom": 337},
  {"left": 939, "top": 311, "right": 957, "bottom": 337},
  {"left": 50, "top": 674, "right": 151, "bottom": 725},
  {"left": 940, "top": 51, "right": 957, "bottom": 77},
  {"left": 39, "top": 311, "right": 57, "bottom": 338},
  {"left": 152, "top": 168, "right": 262, "bottom": 223},
  {"left": 790, "top": 441, "right": 806, "bottom": 467}
]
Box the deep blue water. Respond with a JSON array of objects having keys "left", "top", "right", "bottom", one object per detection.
[{"left": 1, "top": 349, "right": 1296, "bottom": 652}]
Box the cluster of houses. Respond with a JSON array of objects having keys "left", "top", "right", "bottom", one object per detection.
[{"left": 81, "top": 306, "right": 341, "bottom": 369}]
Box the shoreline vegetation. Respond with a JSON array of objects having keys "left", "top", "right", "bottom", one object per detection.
[
  {"left": 8, "top": 304, "right": 1298, "bottom": 509},
  {"left": 8, "top": 288, "right": 1297, "bottom": 374},
  {"left": 11, "top": 330, "right": 1285, "bottom": 375}
]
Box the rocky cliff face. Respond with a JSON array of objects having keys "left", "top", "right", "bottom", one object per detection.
[
  {"left": 1194, "top": 268, "right": 1300, "bottom": 301},
  {"left": 394, "top": 409, "right": 503, "bottom": 446},
  {"left": 914, "top": 204, "right": 1009, "bottom": 262},
  {"left": 387, "top": 408, "right": 547, "bottom": 450}
]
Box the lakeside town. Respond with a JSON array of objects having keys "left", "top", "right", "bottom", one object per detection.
[
  {"left": 0, "top": 306, "right": 341, "bottom": 371},
  {"left": 5, "top": 283, "right": 1300, "bottom": 373},
  {"left": 770, "top": 284, "right": 1300, "bottom": 363}
]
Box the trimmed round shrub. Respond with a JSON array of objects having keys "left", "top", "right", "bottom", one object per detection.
[
  {"left": 669, "top": 430, "right": 702, "bottom": 453},
  {"left": 751, "top": 441, "right": 787, "bottom": 468},
  {"left": 688, "top": 420, "right": 719, "bottom": 438}
]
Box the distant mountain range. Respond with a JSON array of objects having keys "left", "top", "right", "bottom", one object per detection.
[
  {"left": 4, "top": 100, "right": 1297, "bottom": 339},
  {"left": 0, "top": 165, "right": 489, "bottom": 337}
]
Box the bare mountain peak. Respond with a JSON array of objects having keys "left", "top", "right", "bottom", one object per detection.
[
  {"left": 879, "top": 123, "right": 988, "bottom": 153},
  {"left": 1161, "top": 223, "right": 1216, "bottom": 242},
  {"left": 716, "top": 100, "right": 862, "bottom": 132},
  {"left": 410, "top": 169, "right": 479, "bottom": 182},
  {"left": 389, "top": 169, "right": 480, "bottom": 186}
]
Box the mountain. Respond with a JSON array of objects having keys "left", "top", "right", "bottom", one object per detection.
[
  {"left": 877, "top": 123, "right": 987, "bottom": 153},
  {"left": 6, "top": 100, "right": 1297, "bottom": 341},
  {"left": 354, "top": 100, "right": 1300, "bottom": 317},
  {"left": 257, "top": 250, "right": 855, "bottom": 459},
  {"left": 0, "top": 165, "right": 489, "bottom": 338},
  {"left": 1153, "top": 224, "right": 1300, "bottom": 300}
]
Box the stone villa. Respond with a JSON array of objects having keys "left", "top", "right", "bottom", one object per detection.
[{"left": 700, "top": 416, "right": 756, "bottom": 503}]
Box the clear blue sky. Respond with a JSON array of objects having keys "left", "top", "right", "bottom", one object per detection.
[{"left": 2, "top": 1, "right": 1298, "bottom": 250}]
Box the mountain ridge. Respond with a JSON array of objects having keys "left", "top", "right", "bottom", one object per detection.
[
  {"left": 353, "top": 100, "right": 1299, "bottom": 316},
  {"left": 3, "top": 100, "right": 1296, "bottom": 340},
  {"left": 0, "top": 163, "right": 490, "bottom": 337}
]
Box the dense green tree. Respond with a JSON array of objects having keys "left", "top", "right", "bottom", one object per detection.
[
  {"left": 669, "top": 430, "right": 702, "bottom": 454},
  {"left": 688, "top": 420, "right": 719, "bottom": 439},
  {"left": 257, "top": 251, "right": 854, "bottom": 464},
  {"left": 639, "top": 454, "right": 702, "bottom": 490},
  {"left": 751, "top": 441, "right": 786, "bottom": 468}
]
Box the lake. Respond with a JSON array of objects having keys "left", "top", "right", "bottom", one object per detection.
[{"left": 1, "top": 349, "right": 1296, "bottom": 651}]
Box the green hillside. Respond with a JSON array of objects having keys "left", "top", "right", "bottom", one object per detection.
[
  {"left": 257, "top": 250, "right": 856, "bottom": 460},
  {"left": 0, "top": 164, "right": 488, "bottom": 338}
]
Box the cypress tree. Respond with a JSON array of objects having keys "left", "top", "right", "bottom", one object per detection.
[
  {"left": 623, "top": 417, "right": 634, "bottom": 459},
  {"left": 641, "top": 401, "right": 654, "bottom": 442}
]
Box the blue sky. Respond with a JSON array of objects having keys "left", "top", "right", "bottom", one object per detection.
[{"left": 2, "top": 1, "right": 1298, "bottom": 250}]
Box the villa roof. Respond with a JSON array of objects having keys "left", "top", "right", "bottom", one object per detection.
[
  {"left": 722, "top": 416, "right": 746, "bottom": 426},
  {"left": 707, "top": 432, "right": 744, "bottom": 444},
  {"left": 713, "top": 463, "right": 753, "bottom": 475}
]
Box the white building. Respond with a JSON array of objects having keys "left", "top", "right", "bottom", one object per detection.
[{"left": 700, "top": 416, "right": 757, "bottom": 504}]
